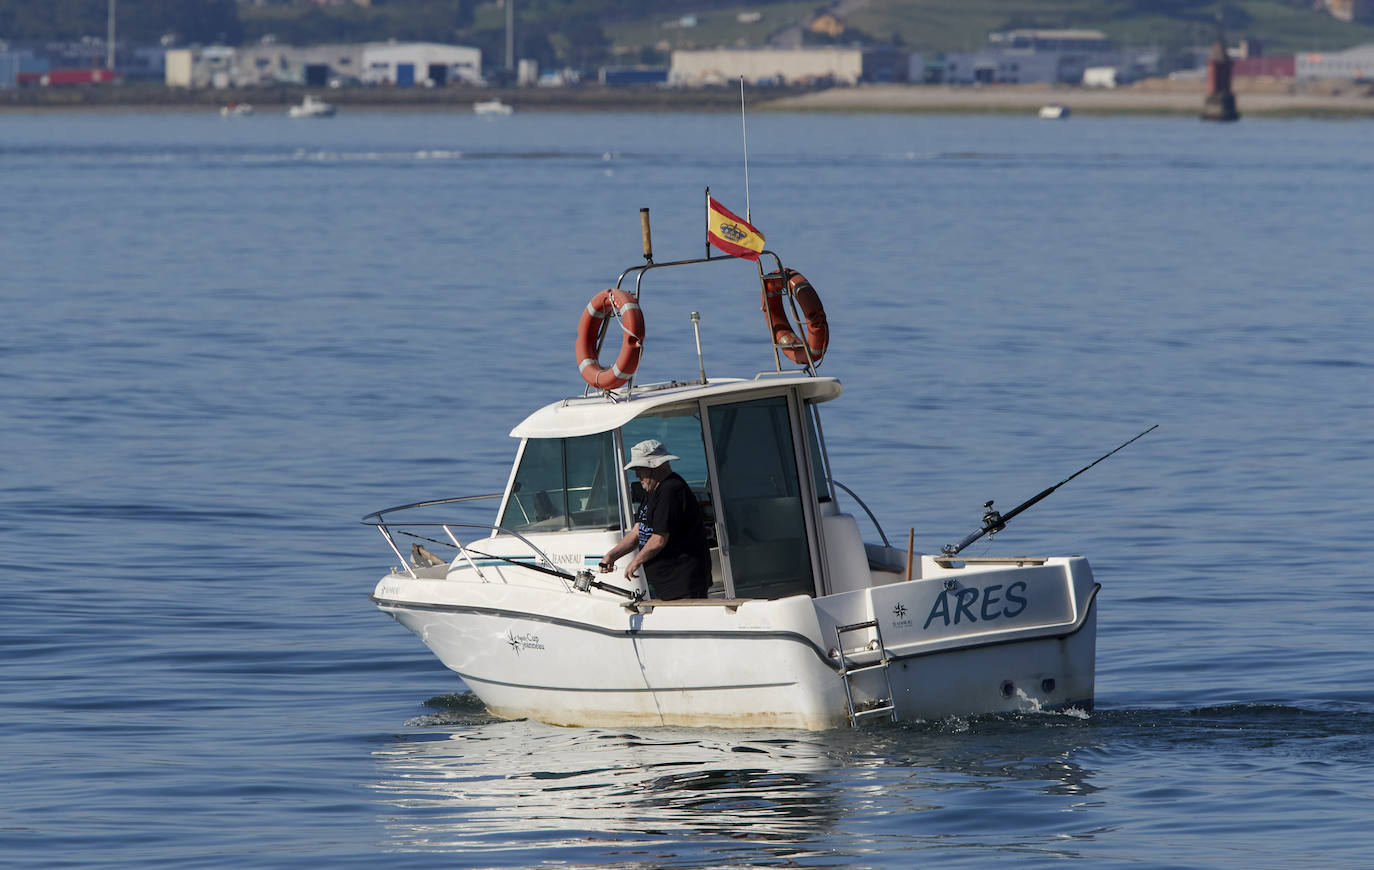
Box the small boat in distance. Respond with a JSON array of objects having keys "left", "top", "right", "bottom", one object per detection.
[
  {"left": 364, "top": 199, "right": 1125, "bottom": 731},
  {"left": 220, "top": 102, "right": 254, "bottom": 117},
  {"left": 288, "top": 95, "right": 336, "bottom": 118},
  {"left": 473, "top": 98, "right": 514, "bottom": 116},
  {"left": 1038, "top": 104, "right": 1071, "bottom": 119}
]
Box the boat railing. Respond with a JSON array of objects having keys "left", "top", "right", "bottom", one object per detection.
[
  {"left": 362, "top": 495, "right": 572, "bottom": 590},
  {"left": 830, "top": 480, "right": 891, "bottom": 549}
]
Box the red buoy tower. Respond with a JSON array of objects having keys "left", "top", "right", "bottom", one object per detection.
[{"left": 1202, "top": 14, "right": 1240, "bottom": 122}]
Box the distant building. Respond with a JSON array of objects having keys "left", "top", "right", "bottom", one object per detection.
[
  {"left": 925, "top": 50, "right": 1059, "bottom": 85},
  {"left": 166, "top": 46, "right": 237, "bottom": 88},
  {"left": 0, "top": 47, "right": 40, "bottom": 88},
  {"left": 361, "top": 43, "right": 482, "bottom": 87},
  {"left": 1297, "top": 43, "right": 1374, "bottom": 79},
  {"left": 809, "top": 14, "right": 844, "bottom": 38},
  {"left": 921, "top": 28, "right": 1154, "bottom": 85},
  {"left": 671, "top": 47, "right": 909, "bottom": 87},
  {"left": 125, "top": 46, "right": 169, "bottom": 82},
  {"left": 1317, "top": 0, "right": 1374, "bottom": 23},
  {"left": 233, "top": 43, "right": 365, "bottom": 87},
  {"left": 988, "top": 29, "right": 1113, "bottom": 53},
  {"left": 599, "top": 65, "right": 669, "bottom": 87},
  {"left": 166, "top": 42, "right": 480, "bottom": 89}
]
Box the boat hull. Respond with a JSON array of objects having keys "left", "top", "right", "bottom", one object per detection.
[{"left": 374, "top": 555, "right": 1098, "bottom": 730}]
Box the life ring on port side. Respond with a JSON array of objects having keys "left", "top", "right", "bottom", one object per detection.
[
  {"left": 575, "top": 288, "right": 645, "bottom": 390},
  {"left": 761, "top": 268, "right": 829, "bottom": 366}
]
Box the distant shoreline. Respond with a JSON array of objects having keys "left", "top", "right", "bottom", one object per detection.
[
  {"left": 767, "top": 83, "right": 1374, "bottom": 117},
  {"left": 5, "top": 82, "right": 1374, "bottom": 117}
]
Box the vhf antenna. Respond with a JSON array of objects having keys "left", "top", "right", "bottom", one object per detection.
[{"left": 740, "top": 76, "right": 751, "bottom": 223}]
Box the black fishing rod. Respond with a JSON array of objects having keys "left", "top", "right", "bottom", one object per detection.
[
  {"left": 942, "top": 424, "right": 1159, "bottom": 557},
  {"left": 462, "top": 547, "right": 642, "bottom": 601}
]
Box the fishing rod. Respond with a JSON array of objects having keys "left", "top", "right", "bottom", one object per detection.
[
  {"left": 395, "top": 528, "right": 641, "bottom": 600},
  {"left": 463, "top": 547, "right": 642, "bottom": 601},
  {"left": 941, "top": 424, "right": 1159, "bottom": 557}
]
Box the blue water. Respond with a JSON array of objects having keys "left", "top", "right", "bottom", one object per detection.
[{"left": 3, "top": 107, "right": 1372, "bottom": 869}]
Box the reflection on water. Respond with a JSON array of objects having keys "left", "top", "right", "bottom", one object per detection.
[
  {"left": 371, "top": 698, "right": 1107, "bottom": 865},
  {"left": 372, "top": 717, "right": 840, "bottom": 857}
]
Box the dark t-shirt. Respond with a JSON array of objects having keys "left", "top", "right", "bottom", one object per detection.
[{"left": 636, "top": 472, "right": 710, "bottom": 599}]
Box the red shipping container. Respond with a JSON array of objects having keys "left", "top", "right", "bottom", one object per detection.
[
  {"left": 1233, "top": 56, "right": 1295, "bottom": 78},
  {"left": 40, "top": 68, "right": 116, "bottom": 86}
]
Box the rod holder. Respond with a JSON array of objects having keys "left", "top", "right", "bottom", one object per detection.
[
  {"left": 640, "top": 207, "right": 653, "bottom": 263},
  {"left": 906, "top": 528, "right": 914, "bottom": 582},
  {"left": 691, "top": 311, "right": 707, "bottom": 384}
]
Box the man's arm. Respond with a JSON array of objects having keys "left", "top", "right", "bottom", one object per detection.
[
  {"left": 599, "top": 527, "right": 641, "bottom": 573},
  {"left": 624, "top": 532, "right": 668, "bottom": 579}
]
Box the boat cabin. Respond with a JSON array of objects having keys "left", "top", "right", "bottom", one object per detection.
[{"left": 494, "top": 374, "right": 875, "bottom": 601}]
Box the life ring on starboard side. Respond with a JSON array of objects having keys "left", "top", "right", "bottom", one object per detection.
[
  {"left": 575, "top": 288, "right": 645, "bottom": 390},
  {"left": 761, "top": 269, "right": 829, "bottom": 366}
]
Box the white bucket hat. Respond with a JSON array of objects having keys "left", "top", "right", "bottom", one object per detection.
[{"left": 623, "top": 439, "right": 680, "bottom": 470}]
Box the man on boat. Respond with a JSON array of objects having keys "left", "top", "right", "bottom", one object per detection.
[{"left": 599, "top": 440, "right": 711, "bottom": 600}]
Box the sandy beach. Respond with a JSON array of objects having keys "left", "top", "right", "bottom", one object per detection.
[{"left": 766, "top": 81, "right": 1374, "bottom": 116}]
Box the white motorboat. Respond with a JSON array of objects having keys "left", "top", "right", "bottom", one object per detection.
[
  {"left": 220, "top": 102, "right": 254, "bottom": 117},
  {"left": 1038, "top": 104, "right": 1071, "bottom": 119},
  {"left": 288, "top": 95, "right": 336, "bottom": 118},
  {"left": 473, "top": 98, "right": 513, "bottom": 116},
  {"left": 367, "top": 210, "right": 1105, "bottom": 730}
]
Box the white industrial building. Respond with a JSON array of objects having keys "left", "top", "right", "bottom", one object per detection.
[
  {"left": 361, "top": 43, "right": 482, "bottom": 87},
  {"left": 166, "top": 46, "right": 239, "bottom": 88},
  {"left": 165, "top": 41, "right": 480, "bottom": 89},
  {"left": 1296, "top": 43, "right": 1374, "bottom": 79},
  {"left": 670, "top": 48, "right": 866, "bottom": 86},
  {"left": 232, "top": 43, "right": 366, "bottom": 87}
]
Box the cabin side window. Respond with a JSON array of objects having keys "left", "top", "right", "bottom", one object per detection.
[
  {"left": 621, "top": 410, "right": 711, "bottom": 497},
  {"left": 620, "top": 409, "right": 715, "bottom": 543},
  {"left": 707, "top": 395, "right": 815, "bottom": 599},
  {"left": 499, "top": 433, "right": 619, "bottom": 533}
]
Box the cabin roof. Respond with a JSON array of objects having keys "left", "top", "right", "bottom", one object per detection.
[{"left": 509, "top": 375, "right": 843, "bottom": 438}]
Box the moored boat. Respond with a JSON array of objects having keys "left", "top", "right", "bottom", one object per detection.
[
  {"left": 1039, "top": 104, "right": 1071, "bottom": 119},
  {"left": 288, "top": 95, "right": 336, "bottom": 118},
  {"left": 473, "top": 98, "right": 514, "bottom": 115},
  {"left": 367, "top": 200, "right": 1104, "bottom": 730}
]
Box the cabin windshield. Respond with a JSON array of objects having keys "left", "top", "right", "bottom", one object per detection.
[{"left": 499, "top": 432, "right": 619, "bottom": 533}]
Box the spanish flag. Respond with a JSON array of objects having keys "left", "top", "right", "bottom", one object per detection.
[{"left": 707, "top": 196, "right": 765, "bottom": 260}]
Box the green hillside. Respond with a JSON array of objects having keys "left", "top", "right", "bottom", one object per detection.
[
  {"left": 5, "top": 1, "right": 1374, "bottom": 69},
  {"left": 600, "top": 0, "right": 1374, "bottom": 57},
  {"left": 236, "top": 0, "right": 1374, "bottom": 67}
]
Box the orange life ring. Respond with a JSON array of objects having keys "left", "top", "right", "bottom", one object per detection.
[
  {"left": 761, "top": 269, "right": 829, "bottom": 366},
  {"left": 575, "top": 288, "right": 645, "bottom": 390}
]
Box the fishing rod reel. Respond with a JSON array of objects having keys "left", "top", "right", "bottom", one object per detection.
[
  {"left": 980, "top": 500, "right": 1006, "bottom": 536},
  {"left": 941, "top": 501, "right": 1006, "bottom": 556},
  {"left": 574, "top": 570, "right": 644, "bottom": 601}
]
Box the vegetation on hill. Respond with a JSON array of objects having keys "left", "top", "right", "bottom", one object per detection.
[
  {"left": 4, "top": 1, "right": 1374, "bottom": 71},
  {"left": 0, "top": 0, "right": 242, "bottom": 45}
]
